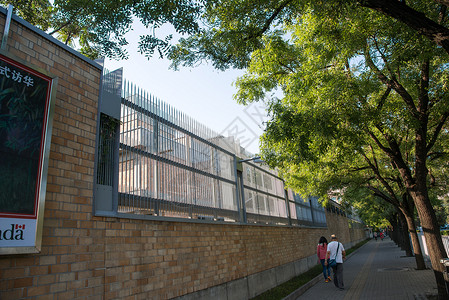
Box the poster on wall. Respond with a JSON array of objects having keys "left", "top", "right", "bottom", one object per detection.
[{"left": 0, "top": 52, "right": 56, "bottom": 254}]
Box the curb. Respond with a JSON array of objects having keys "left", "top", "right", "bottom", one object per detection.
[
  {"left": 282, "top": 274, "right": 322, "bottom": 300},
  {"left": 282, "top": 239, "right": 372, "bottom": 300}
]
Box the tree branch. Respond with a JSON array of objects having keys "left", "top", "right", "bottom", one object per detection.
[
  {"left": 377, "top": 87, "right": 391, "bottom": 111},
  {"left": 360, "top": 149, "right": 401, "bottom": 206},
  {"left": 364, "top": 47, "right": 419, "bottom": 118},
  {"left": 434, "top": 0, "right": 449, "bottom": 9},
  {"left": 427, "top": 151, "right": 449, "bottom": 160},
  {"left": 366, "top": 184, "right": 389, "bottom": 199},
  {"left": 367, "top": 129, "right": 393, "bottom": 156},
  {"left": 49, "top": 21, "right": 72, "bottom": 35},
  {"left": 418, "top": 59, "right": 430, "bottom": 115},
  {"left": 277, "top": 61, "right": 295, "bottom": 74},
  {"left": 243, "top": 0, "right": 294, "bottom": 41},
  {"left": 349, "top": 165, "right": 372, "bottom": 172},
  {"left": 372, "top": 35, "right": 396, "bottom": 81},
  {"left": 359, "top": 0, "right": 449, "bottom": 55},
  {"left": 427, "top": 111, "right": 449, "bottom": 152}
]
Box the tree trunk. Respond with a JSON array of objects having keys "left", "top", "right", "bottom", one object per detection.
[
  {"left": 411, "top": 101, "right": 448, "bottom": 298},
  {"left": 397, "top": 210, "right": 413, "bottom": 255},
  {"left": 388, "top": 214, "right": 400, "bottom": 245},
  {"left": 388, "top": 147, "right": 448, "bottom": 297},
  {"left": 400, "top": 193, "right": 427, "bottom": 270},
  {"left": 401, "top": 208, "right": 426, "bottom": 270},
  {"left": 411, "top": 190, "right": 448, "bottom": 299}
]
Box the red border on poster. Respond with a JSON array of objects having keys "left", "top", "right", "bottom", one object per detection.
[{"left": 0, "top": 54, "right": 52, "bottom": 220}]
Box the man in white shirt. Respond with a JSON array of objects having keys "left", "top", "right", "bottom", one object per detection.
[{"left": 325, "top": 234, "right": 346, "bottom": 290}]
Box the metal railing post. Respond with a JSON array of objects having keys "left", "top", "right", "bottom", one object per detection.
[
  {"left": 233, "top": 156, "right": 242, "bottom": 223},
  {"left": 284, "top": 188, "right": 292, "bottom": 226}
]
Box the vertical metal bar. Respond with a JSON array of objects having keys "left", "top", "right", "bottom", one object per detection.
[
  {"left": 183, "top": 168, "right": 186, "bottom": 217},
  {"left": 124, "top": 81, "right": 128, "bottom": 211},
  {"left": 133, "top": 83, "right": 137, "bottom": 209},
  {"left": 309, "top": 198, "right": 316, "bottom": 225},
  {"left": 120, "top": 86, "right": 124, "bottom": 212},
  {"left": 136, "top": 86, "right": 141, "bottom": 210},
  {"left": 119, "top": 96, "right": 123, "bottom": 212},
  {"left": 147, "top": 92, "right": 151, "bottom": 212},
  {"left": 239, "top": 169, "right": 247, "bottom": 223},
  {"left": 122, "top": 80, "right": 126, "bottom": 211},
  {"left": 166, "top": 102, "right": 171, "bottom": 214},
  {"left": 233, "top": 156, "right": 242, "bottom": 223},
  {"left": 183, "top": 114, "right": 189, "bottom": 218},
  {"left": 284, "top": 182, "right": 292, "bottom": 226},
  {"left": 128, "top": 81, "right": 132, "bottom": 211},
  {"left": 141, "top": 87, "right": 144, "bottom": 210},
  {"left": 160, "top": 101, "right": 164, "bottom": 214},
  {"left": 168, "top": 106, "right": 172, "bottom": 214},
  {"left": 150, "top": 94, "right": 154, "bottom": 212},
  {"left": 194, "top": 121, "right": 198, "bottom": 217},
  {"left": 1, "top": 4, "right": 13, "bottom": 50},
  {"left": 211, "top": 148, "right": 216, "bottom": 210},
  {"left": 192, "top": 119, "right": 196, "bottom": 217},
  {"left": 130, "top": 82, "right": 134, "bottom": 209},
  {"left": 146, "top": 93, "right": 150, "bottom": 210},
  {"left": 155, "top": 96, "right": 159, "bottom": 216},
  {"left": 190, "top": 117, "right": 195, "bottom": 217},
  {"left": 162, "top": 102, "right": 166, "bottom": 212},
  {"left": 142, "top": 89, "right": 146, "bottom": 208},
  {"left": 162, "top": 101, "right": 166, "bottom": 215},
  {"left": 127, "top": 81, "right": 132, "bottom": 212},
  {"left": 176, "top": 122, "right": 182, "bottom": 217}
]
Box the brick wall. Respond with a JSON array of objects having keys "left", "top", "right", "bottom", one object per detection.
[
  {"left": 0, "top": 11, "right": 367, "bottom": 300},
  {"left": 0, "top": 10, "right": 103, "bottom": 300},
  {"left": 98, "top": 218, "right": 349, "bottom": 299}
]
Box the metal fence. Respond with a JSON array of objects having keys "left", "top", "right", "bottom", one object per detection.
[
  {"left": 95, "top": 72, "right": 327, "bottom": 227},
  {"left": 117, "top": 81, "right": 240, "bottom": 221}
]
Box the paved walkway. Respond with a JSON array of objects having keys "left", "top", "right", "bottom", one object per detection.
[{"left": 293, "top": 237, "right": 438, "bottom": 300}]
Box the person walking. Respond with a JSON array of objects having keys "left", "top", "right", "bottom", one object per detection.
[
  {"left": 317, "top": 236, "right": 332, "bottom": 282},
  {"left": 325, "top": 234, "right": 346, "bottom": 290}
]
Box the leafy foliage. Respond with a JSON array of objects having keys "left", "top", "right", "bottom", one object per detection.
[
  {"left": 1, "top": 0, "right": 203, "bottom": 60},
  {"left": 7, "top": 0, "right": 449, "bottom": 62}
]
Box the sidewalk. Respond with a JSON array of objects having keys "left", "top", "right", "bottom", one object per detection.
[{"left": 290, "top": 238, "right": 438, "bottom": 300}]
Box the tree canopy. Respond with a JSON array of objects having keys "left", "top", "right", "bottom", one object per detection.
[
  {"left": 170, "top": 1, "right": 449, "bottom": 68},
  {"left": 2, "top": 0, "right": 203, "bottom": 60},
  {"left": 8, "top": 0, "right": 449, "bottom": 63},
  {"left": 169, "top": 0, "right": 449, "bottom": 296}
]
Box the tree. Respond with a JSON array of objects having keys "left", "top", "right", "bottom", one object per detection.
[
  {"left": 170, "top": 1, "right": 449, "bottom": 69},
  {"left": 337, "top": 158, "right": 427, "bottom": 269},
  {"left": 340, "top": 188, "right": 414, "bottom": 256},
  {"left": 170, "top": 1, "right": 449, "bottom": 298},
  {"left": 2, "top": 0, "right": 202, "bottom": 60},
  {"left": 342, "top": 187, "right": 392, "bottom": 230}
]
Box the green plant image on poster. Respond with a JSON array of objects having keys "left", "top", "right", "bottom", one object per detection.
[{"left": 0, "top": 56, "right": 51, "bottom": 217}]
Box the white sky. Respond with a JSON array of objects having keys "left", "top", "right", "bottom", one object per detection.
[{"left": 104, "top": 24, "right": 268, "bottom": 155}]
